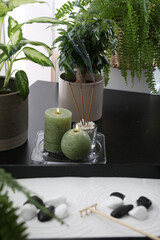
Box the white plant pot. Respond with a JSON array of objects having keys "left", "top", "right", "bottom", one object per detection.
[{"left": 59, "top": 73, "right": 104, "bottom": 122}]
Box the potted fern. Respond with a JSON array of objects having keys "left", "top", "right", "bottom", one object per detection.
[
  {"left": 86, "top": 0, "right": 160, "bottom": 93},
  {"left": 0, "top": 0, "right": 53, "bottom": 151}
]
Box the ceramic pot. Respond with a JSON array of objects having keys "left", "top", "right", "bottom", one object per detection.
[
  {"left": 59, "top": 73, "right": 104, "bottom": 122},
  {"left": 0, "top": 77, "right": 28, "bottom": 151}
]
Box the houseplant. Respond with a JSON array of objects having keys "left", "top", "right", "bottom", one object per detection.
[
  {"left": 54, "top": 1, "right": 117, "bottom": 122},
  {"left": 13, "top": 0, "right": 117, "bottom": 122},
  {"left": 0, "top": 0, "right": 53, "bottom": 151},
  {"left": 31, "top": 1, "right": 116, "bottom": 122},
  {"left": 85, "top": 0, "right": 160, "bottom": 94}
]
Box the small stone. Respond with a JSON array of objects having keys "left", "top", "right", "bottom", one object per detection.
[
  {"left": 111, "top": 204, "right": 133, "bottom": 218},
  {"left": 106, "top": 196, "right": 123, "bottom": 209},
  {"left": 55, "top": 203, "right": 69, "bottom": 219},
  {"left": 110, "top": 192, "right": 125, "bottom": 200},
  {"left": 37, "top": 206, "right": 55, "bottom": 222},
  {"left": 45, "top": 196, "right": 67, "bottom": 207},
  {"left": 20, "top": 204, "right": 37, "bottom": 221},
  {"left": 129, "top": 206, "right": 148, "bottom": 221},
  {"left": 24, "top": 195, "right": 45, "bottom": 209},
  {"left": 136, "top": 196, "right": 152, "bottom": 209}
]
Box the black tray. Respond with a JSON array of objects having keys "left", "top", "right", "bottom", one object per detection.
[{"left": 1, "top": 164, "right": 160, "bottom": 240}]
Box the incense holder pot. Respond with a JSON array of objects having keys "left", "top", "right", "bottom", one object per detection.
[
  {"left": 73, "top": 121, "right": 97, "bottom": 150},
  {"left": 58, "top": 73, "right": 104, "bottom": 122}
]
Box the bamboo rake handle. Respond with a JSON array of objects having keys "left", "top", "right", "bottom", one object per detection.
[{"left": 88, "top": 206, "right": 160, "bottom": 240}]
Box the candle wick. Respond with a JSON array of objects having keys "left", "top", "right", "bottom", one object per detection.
[{"left": 73, "top": 129, "right": 78, "bottom": 133}]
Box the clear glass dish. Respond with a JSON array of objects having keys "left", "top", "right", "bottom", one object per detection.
[{"left": 31, "top": 131, "right": 107, "bottom": 165}]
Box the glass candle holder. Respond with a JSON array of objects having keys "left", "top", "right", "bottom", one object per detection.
[{"left": 73, "top": 122, "right": 97, "bottom": 151}]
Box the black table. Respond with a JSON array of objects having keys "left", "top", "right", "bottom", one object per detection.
[
  {"left": 0, "top": 80, "right": 160, "bottom": 165},
  {"left": 1, "top": 81, "right": 160, "bottom": 240}
]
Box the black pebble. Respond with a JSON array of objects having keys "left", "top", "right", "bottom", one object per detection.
[
  {"left": 110, "top": 192, "right": 125, "bottom": 200},
  {"left": 136, "top": 196, "right": 152, "bottom": 209},
  {"left": 24, "top": 195, "right": 45, "bottom": 209},
  {"left": 111, "top": 204, "right": 133, "bottom": 218},
  {"left": 37, "top": 206, "right": 55, "bottom": 222}
]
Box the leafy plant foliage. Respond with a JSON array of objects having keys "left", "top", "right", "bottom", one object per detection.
[
  {"left": 0, "top": 0, "right": 53, "bottom": 99},
  {"left": 55, "top": 0, "right": 92, "bottom": 19},
  {"left": 0, "top": 185, "right": 28, "bottom": 240},
  {"left": 0, "top": 169, "right": 28, "bottom": 240},
  {"left": 0, "top": 168, "right": 66, "bottom": 240},
  {"left": 86, "top": 0, "right": 160, "bottom": 93},
  {"left": 53, "top": 3, "right": 117, "bottom": 83}
]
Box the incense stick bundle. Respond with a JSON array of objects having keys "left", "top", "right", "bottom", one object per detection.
[
  {"left": 80, "top": 85, "right": 85, "bottom": 123},
  {"left": 68, "top": 83, "right": 82, "bottom": 122},
  {"left": 87, "top": 86, "right": 95, "bottom": 122},
  {"left": 79, "top": 204, "right": 160, "bottom": 240}
]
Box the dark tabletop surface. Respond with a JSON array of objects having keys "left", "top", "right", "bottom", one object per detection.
[
  {"left": 0, "top": 80, "right": 160, "bottom": 165},
  {"left": 1, "top": 80, "right": 160, "bottom": 240}
]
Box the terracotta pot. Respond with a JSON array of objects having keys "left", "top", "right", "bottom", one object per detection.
[
  {"left": 0, "top": 77, "right": 28, "bottom": 151},
  {"left": 59, "top": 73, "right": 104, "bottom": 122}
]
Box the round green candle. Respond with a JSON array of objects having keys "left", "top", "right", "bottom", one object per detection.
[
  {"left": 44, "top": 108, "right": 72, "bottom": 153},
  {"left": 61, "top": 128, "right": 91, "bottom": 160}
]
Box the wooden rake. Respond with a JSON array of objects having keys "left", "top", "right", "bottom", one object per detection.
[{"left": 79, "top": 203, "right": 160, "bottom": 240}]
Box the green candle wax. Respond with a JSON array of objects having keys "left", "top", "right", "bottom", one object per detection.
[
  {"left": 44, "top": 108, "right": 72, "bottom": 153},
  {"left": 61, "top": 129, "right": 91, "bottom": 160}
]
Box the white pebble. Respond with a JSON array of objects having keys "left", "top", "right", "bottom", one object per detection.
[
  {"left": 129, "top": 206, "right": 148, "bottom": 220},
  {"left": 45, "top": 196, "right": 67, "bottom": 207},
  {"left": 20, "top": 204, "right": 37, "bottom": 221},
  {"left": 55, "top": 203, "right": 69, "bottom": 219},
  {"left": 106, "top": 196, "right": 123, "bottom": 209}
]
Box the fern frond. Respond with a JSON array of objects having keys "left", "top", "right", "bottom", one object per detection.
[
  {"left": 103, "top": 65, "right": 110, "bottom": 86},
  {"left": 86, "top": 0, "right": 160, "bottom": 92},
  {"left": 145, "top": 68, "right": 157, "bottom": 94},
  {"left": 55, "top": 0, "right": 92, "bottom": 19},
  {"left": 0, "top": 185, "right": 28, "bottom": 240}
]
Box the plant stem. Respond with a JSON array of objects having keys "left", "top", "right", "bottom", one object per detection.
[
  {"left": 0, "top": 17, "right": 5, "bottom": 45},
  {"left": 3, "top": 61, "right": 13, "bottom": 88}
]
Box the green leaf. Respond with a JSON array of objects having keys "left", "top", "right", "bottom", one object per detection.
[
  {"left": 20, "top": 38, "right": 52, "bottom": 57},
  {"left": 14, "top": 70, "right": 29, "bottom": 99},
  {"left": 0, "top": 43, "right": 18, "bottom": 58},
  {"left": 0, "top": 52, "right": 8, "bottom": 64},
  {"left": 26, "top": 16, "right": 70, "bottom": 25},
  {"left": 0, "top": 1, "right": 9, "bottom": 17},
  {"left": 12, "top": 17, "right": 70, "bottom": 33},
  {"left": 23, "top": 47, "right": 54, "bottom": 67},
  {"left": 8, "top": 0, "right": 46, "bottom": 11},
  {"left": 8, "top": 16, "right": 22, "bottom": 45}
]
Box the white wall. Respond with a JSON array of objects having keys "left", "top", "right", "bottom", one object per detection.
[{"left": 106, "top": 67, "right": 160, "bottom": 94}]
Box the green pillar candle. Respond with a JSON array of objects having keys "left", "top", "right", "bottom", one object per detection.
[
  {"left": 61, "top": 128, "right": 91, "bottom": 160},
  {"left": 44, "top": 108, "right": 72, "bottom": 153}
]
